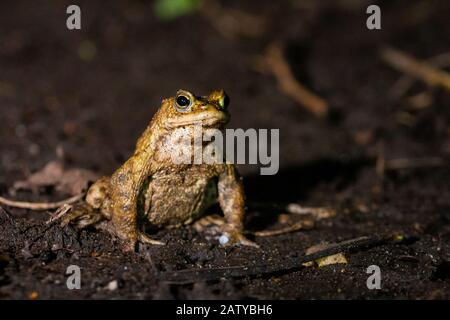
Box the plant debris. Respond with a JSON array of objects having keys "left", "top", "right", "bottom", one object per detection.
[
  {"left": 159, "top": 235, "right": 387, "bottom": 284},
  {"left": 381, "top": 47, "right": 450, "bottom": 91},
  {"left": 302, "top": 243, "right": 348, "bottom": 267},
  {"left": 259, "top": 42, "right": 328, "bottom": 118},
  {"left": 12, "top": 156, "right": 98, "bottom": 197}
]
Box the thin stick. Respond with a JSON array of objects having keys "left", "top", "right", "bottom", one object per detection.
[
  {"left": 245, "top": 202, "right": 333, "bottom": 237},
  {"left": 381, "top": 47, "right": 450, "bottom": 91},
  {"left": 264, "top": 42, "right": 328, "bottom": 118},
  {"left": 253, "top": 219, "right": 314, "bottom": 237},
  {"left": 160, "top": 235, "right": 387, "bottom": 284},
  {"left": 285, "top": 204, "right": 336, "bottom": 219},
  {"left": 0, "top": 193, "right": 84, "bottom": 210},
  {"left": 390, "top": 52, "right": 450, "bottom": 99},
  {"left": 384, "top": 157, "right": 444, "bottom": 170}
]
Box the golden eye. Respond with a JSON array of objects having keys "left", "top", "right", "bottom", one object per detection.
[
  {"left": 218, "top": 94, "right": 230, "bottom": 109},
  {"left": 176, "top": 95, "right": 190, "bottom": 107},
  {"left": 174, "top": 92, "right": 193, "bottom": 112}
]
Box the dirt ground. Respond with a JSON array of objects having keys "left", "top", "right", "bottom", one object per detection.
[{"left": 1, "top": 0, "right": 449, "bottom": 299}]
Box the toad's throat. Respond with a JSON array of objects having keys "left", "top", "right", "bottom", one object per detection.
[{"left": 166, "top": 112, "right": 229, "bottom": 128}]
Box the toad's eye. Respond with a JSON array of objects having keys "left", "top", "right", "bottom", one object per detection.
[
  {"left": 218, "top": 94, "right": 230, "bottom": 109},
  {"left": 176, "top": 95, "right": 190, "bottom": 107},
  {"left": 175, "top": 94, "right": 192, "bottom": 112}
]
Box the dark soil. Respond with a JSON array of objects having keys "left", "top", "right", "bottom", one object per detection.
[{"left": 1, "top": 0, "right": 449, "bottom": 299}]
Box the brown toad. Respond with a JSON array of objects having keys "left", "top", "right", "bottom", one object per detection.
[{"left": 62, "top": 89, "right": 256, "bottom": 251}]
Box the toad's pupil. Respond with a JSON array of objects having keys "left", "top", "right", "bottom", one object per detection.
[{"left": 176, "top": 95, "right": 190, "bottom": 107}]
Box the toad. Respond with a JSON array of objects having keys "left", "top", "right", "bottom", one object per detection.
[{"left": 61, "top": 89, "right": 257, "bottom": 251}]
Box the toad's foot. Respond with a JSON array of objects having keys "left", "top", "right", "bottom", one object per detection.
[
  {"left": 100, "top": 230, "right": 164, "bottom": 253},
  {"left": 193, "top": 215, "right": 259, "bottom": 248},
  {"left": 60, "top": 203, "right": 104, "bottom": 229},
  {"left": 138, "top": 232, "right": 165, "bottom": 246},
  {"left": 219, "top": 230, "right": 260, "bottom": 248},
  {"left": 95, "top": 223, "right": 165, "bottom": 252},
  {"left": 58, "top": 204, "right": 163, "bottom": 252}
]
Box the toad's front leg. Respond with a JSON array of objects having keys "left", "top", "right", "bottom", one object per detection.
[
  {"left": 217, "top": 164, "right": 258, "bottom": 248},
  {"left": 109, "top": 154, "right": 163, "bottom": 251}
]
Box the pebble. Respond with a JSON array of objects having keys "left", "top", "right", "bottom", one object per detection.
[
  {"left": 219, "top": 234, "right": 229, "bottom": 246},
  {"left": 107, "top": 280, "right": 118, "bottom": 291}
]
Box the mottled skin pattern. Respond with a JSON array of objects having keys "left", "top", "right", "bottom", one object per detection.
[{"left": 63, "top": 90, "right": 256, "bottom": 251}]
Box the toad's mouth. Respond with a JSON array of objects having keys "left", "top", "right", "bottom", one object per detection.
[{"left": 166, "top": 111, "right": 229, "bottom": 128}]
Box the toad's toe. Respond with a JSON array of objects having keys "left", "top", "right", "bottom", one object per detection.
[{"left": 219, "top": 231, "right": 259, "bottom": 248}]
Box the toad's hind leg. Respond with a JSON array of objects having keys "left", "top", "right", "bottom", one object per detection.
[
  {"left": 217, "top": 165, "right": 259, "bottom": 248},
  {"left": 60, "top": 176, "right": 111, "bottom": 229}
]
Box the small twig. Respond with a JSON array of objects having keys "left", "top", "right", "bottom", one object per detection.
[
  {"left": 381, "top": 47, "right": 450, "bottom": 91},
  {"left": 0, "top": 193, "right": 84, "bottom": 210},
  {"left": 253, "top": 218, "right": 314, "bottom": 237},
  {"left": 263, "top": 42, "right": 328, "bottom": 118},
  {"left": 159, "top": 235, "right": 388, "bottom": 284},
  {"left": 246, "top": 202, "right": 334, "bottom": 237},
  {"left": 285, "top": 204, "right": 336, "bottom": 220},
  {"left": 390, "top": 52, "right": 450, "bottom": 99},
  {"left": 248, "top": 202, "right": 336, "bottom": 219},
  {"left": 384, "top": 157, "right": 444, "bottom": 170},
  {"left": 375, "top": 139, "right": 442, "bottom": 174}
]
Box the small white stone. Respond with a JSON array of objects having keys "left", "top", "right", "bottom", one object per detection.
[
  {"left": 219, "top": 235, "right": 229, "bottom": 246},
  {"left": 107, "top": 280, "right": 118, "bottom": 291}
]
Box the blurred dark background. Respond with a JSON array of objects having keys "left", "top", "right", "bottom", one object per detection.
[
  {"left": 1, "top": 0, "right": 448, "bottom": 184},
  {"left": 0, "top": 0, "right": 450, "bottom": 299}
]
